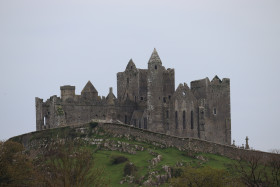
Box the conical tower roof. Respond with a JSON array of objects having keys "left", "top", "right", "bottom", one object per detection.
[
  {"left": 148, "top": 48, "right": 162, "bottom": 64},
  {"left": 81, "top": 81, "right": 98, "bottom": 93}
]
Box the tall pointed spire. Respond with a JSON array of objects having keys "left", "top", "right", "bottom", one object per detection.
[{"left": 148, "top": 48, "right": 162, "bottom": 64}]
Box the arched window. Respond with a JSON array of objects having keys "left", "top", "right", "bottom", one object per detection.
[
  {"left": 166, "top": 110, "right": 169, "bottom": 118},
  {"left": 155, "top": 65, "right": 157, "bottom": 69},
  {"left": 175, "top": 111, "right": 178, "bottom": 129},
  {"left": 183, "top": 111, "right": 186, "bottom": 129}
]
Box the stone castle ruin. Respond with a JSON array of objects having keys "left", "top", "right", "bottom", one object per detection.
[{"left": 36, "top": 49, "right": 231, "bottom": 145}]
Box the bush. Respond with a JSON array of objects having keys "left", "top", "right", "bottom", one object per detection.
[
  {"left": 111, "top": 155, "right": 128, "bottom": 165},
  {"left": 124, "top": 162, "right": 137, "bottom": 176},
  {"left": 89, "top": 122, "right": 98, "bottom": 129},
  {"left": 169, "top": 166, "right": 240, "bottom": 187}
]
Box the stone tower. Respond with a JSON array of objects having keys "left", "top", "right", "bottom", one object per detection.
[{"left": 147, "top": 49, "right": 175, "bottom": 133}]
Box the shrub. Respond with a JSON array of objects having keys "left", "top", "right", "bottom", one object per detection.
[
  {"left": 124, "top": 162, "right": 137, "bottom": 176},
  {"left": 89, "top": 122, "right": 98, "bottom": 129},
  {"left": 111, "top": 155, "right": 128, "bottom": 165}
]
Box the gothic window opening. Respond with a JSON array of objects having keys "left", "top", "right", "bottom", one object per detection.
[
  {"left": 166, "top": 110, "right": 169, "bottom": 118},
  {"left": 183, "top": 111, "right": 186, "bottom": 129},
  {"left": 139, "top": 120, "right": 141, "bottom": 128},
  {"left": 44, "top": 116, "right": 46, "bottom": 126},
  {"left": 135, "top": 96, "right": 137, "bottom": 102},
  {"left": 169, "top": 95, "right": 171, "bottom": 100},
  {"left": 133, "top": 119, "right": 137, "bottom": 127},
  {"left": 127, "top": 78, "right": 129, "bottom": 84},
  {"left": 191, "top": 111, "right": 194, "bottom": 129},
  {"left": 144, "top": 118, "right": 147, "bottom": 129},
  {"left": 141, "top": 97, "right": 144, "bottom": 101},
  {"left": 163, "top": 97, "right": 166, "bottom": 103},
  {"left": 125, "top": 115, "right": 128, "bottom": 124},
  {"left": 155, "top": 65, "right": 157, "bottom": 69},
  {"left": 175, "top": 111, "right": 178, "bottom": 129}
]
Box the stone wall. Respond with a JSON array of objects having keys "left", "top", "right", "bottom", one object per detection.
[
  {"left": 100, "top": 123, "right": 276, "bottom": 162},
  {"left": 11, "top": 122, "right": 278, "bottom": 162}
]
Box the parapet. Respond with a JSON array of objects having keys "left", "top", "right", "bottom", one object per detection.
[{"left": 60, "top": 85, "right": 75, "bottom": 90}]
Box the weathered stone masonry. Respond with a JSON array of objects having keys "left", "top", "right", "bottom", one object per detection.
[{"left": 35, "top": 49, "right": 231, "bottom": 145}]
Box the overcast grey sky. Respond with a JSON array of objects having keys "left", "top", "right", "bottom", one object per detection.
[{"left": 0, "top": 0, "right": 279, "bottom": 151}]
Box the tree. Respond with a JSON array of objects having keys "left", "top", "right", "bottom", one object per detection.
[
  {"left": 0, "top": 141, "right": 35, "bottom": 186},
  {"left": 269, "top": 150, "right": 280, "bottom": 186},
  {"left": 169, "top": 165, "right": 240, "bottom": 187},
  {"left": 233, "top": 153, "right": 272, "bottom": 187},
  {"left": 35, "top": 140, "right": 108, "bottom": 187}
]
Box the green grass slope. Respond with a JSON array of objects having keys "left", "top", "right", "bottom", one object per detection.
[{"left": 10, "top": 123, "right": 239, "bottom": 186}]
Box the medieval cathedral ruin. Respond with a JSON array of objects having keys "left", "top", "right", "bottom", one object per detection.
[{"left": 36, "top": 49, "right": 231, "bottom": 145}]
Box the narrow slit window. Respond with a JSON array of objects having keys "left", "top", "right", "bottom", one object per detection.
[
  {"left": 144, "top": 118, "right": 147, "bottom": 129},
  {"left": 213, "top": 108, "right": 217, "bottom": 115},
  {"left": 175, "top": 111, "right": 178, "bottom": 129},
  {"left": 191, "top": 111, "right": 194, "bottom": 129},
  {"left": 183, "top": 111, "right": 186, "bottom": 129},
  {"left": 155, "top": 65, "right": 157, "bottom": 69}
]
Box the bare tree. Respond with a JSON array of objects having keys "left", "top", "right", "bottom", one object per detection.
[
  {"left": 269, "top": 150, "right": 280, "bottom": 186},
  {"left": 233, "top": 153, "right": 270, "bottom": 187}
]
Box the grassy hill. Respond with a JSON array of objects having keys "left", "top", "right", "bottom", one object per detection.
[{"left": 10, "top": 123, "right": 240, "bottom": 186}]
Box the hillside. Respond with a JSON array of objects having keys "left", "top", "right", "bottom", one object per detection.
[{"left": 9, "top": 122, "right": 246, "bottom": 186}]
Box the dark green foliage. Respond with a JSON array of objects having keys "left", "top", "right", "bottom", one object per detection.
[
  {"left": 111, "top": 155, "right": 128, "bottom": 165},
  {"left": 89, "top": 122, "right": 98, "bottom": 129},
  {"left": 124, "top": 162, "right": 138, "bottom": 176},
  {"left": 56, "top": 105, "right": 64, "bottom": 116},
  {"left": 34, "top": 140, "right": 109, "bottom": 187},
  {"left": 0, "top": 141, "right": 35, "bottom": 186},
  {"left": 170, "top": 167, "right": 183, "bottom": 178},
  {"left": 169, "top": 165, "right": 242, "bottom": 187},
  {"left": 232, "top": 153, "right": 280, "bottom": 187}
]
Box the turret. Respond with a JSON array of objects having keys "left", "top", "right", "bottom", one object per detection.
[
  {"left": 60, "top": 85, "right": 75, "bottom": 102},
  {"left": 147, "top": 48, "right": 165, "bottom": 132}
]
